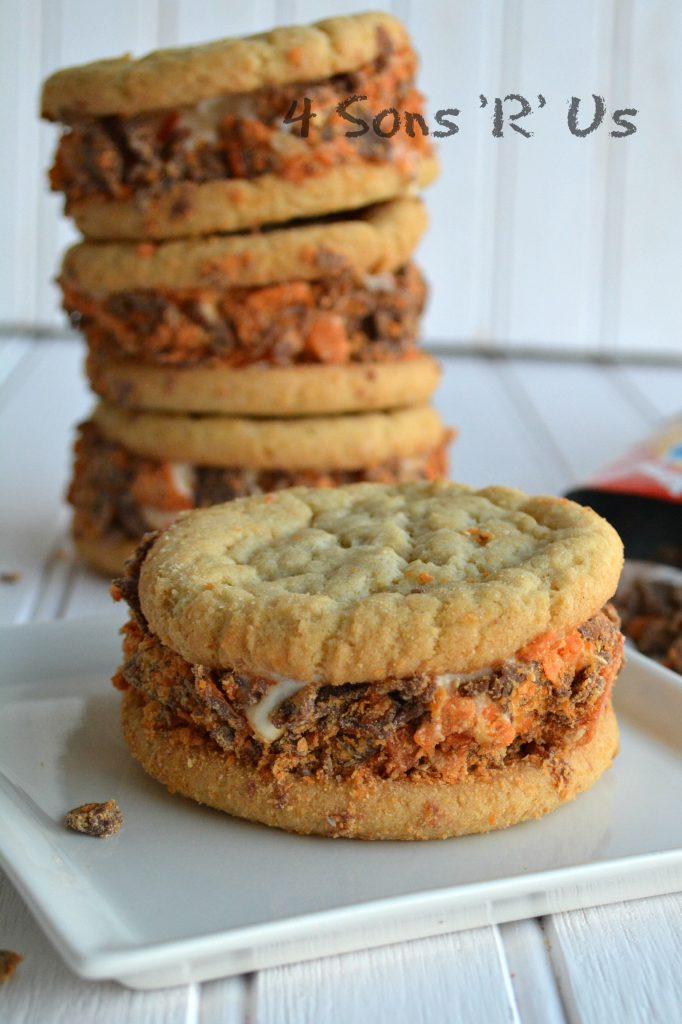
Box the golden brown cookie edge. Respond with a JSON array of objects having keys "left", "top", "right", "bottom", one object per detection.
[
  {"left": 121, "top": 688, "right": 619, "bottom": 840},
  {"left": 68, "top": 156, "right": 440, "bottom": 241},
  {"left": 42, "top": 12, "right": 410, "bottom": 119},
  {"left": 87, "top": 353, "right": 442, "bottom": 416},
  {"left": 137, "top": 482, "right": 624, "bottom": 681}
]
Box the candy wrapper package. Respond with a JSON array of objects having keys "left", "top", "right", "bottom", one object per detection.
[{"left": 567, "top": 417, "right": 682, "bottom": 673}]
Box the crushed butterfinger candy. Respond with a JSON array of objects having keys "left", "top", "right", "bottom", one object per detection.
[
  {"left": 64, "top": 799, "right": 123, "bottom": 838},
  {"left": 0, "top": 950, "right": 23, "bottom": 984}
]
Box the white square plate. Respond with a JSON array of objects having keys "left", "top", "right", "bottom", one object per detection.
[{"left": 1, "top": 614, "right": 681, "bottom": 989}]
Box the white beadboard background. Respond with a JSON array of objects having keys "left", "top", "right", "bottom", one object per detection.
[{"left": 1, "top": 0, "right": 680, "bottom": 359}]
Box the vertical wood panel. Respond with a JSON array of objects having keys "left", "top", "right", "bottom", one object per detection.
[
  {"left": 433, "top": 356, "right": 567, "bottom": 493},
  {"left": 598, "top": 0, "right": 633, "bottom": 359},
  {"left": 405, "top": 0, "right": 506, "bottom": 347},
  {"left": 545, "top": 895, "right": 682, "bottom": 1024},
  {"left": 615, "top": 1, "right": 682, "bottom": 357},
  {"left": 618, "top": 363, "right": 682, "bottom": 420},
  {"left": 286, "top": 0, "right": 391, "bottom": 24},
  {"left": 501, "top": 1, "right": 615, "bottom": 353},
  {"left": 173, "top": 0, "right": 277, "bottom": 45},
  {"left": 0, "top": 340, "right": 89, "bottom": 626},
  {"left": 4, "top": 0, "right": 44, "bottom": 327},
  {"left": 500, "top": 360, "right": 651, "bottom": 486},
  {"left": 254, "top": 931, "right": 518, "bottom": 1024},
  {"left": 497, "top": 919, "right": 566, "bottom": 1024}
]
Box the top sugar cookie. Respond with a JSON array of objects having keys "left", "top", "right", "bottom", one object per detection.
[
  {"left": 136, "top": 481, "right": 624, "bottom": 684},
  {"left": 43, "top": 11, "right": 437, "bottom": 238},
  {"left": 42, "top": 13, "right": 409, "bottom": 119}
]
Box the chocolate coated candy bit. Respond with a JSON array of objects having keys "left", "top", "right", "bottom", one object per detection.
[
  {"left": 0, "top": 950, "right": 23, "bottom": 984},
  {"left": 64, "top": 799, "right": 123, "bottom": 837}
]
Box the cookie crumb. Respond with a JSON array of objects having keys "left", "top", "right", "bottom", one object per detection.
[
  {"left": 0, "top": 950, "right": 22, "bottom": 984},
  {"left": 466, "top": 527, "right": 493, "bottom": 545},
  {"left": 0, "top": 571, "right": 21, "bottom": 583},
  {"left": 64, "top": 800, "right": 123, "bottom": 837}
]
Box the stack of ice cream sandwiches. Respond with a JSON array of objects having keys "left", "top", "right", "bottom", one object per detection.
[{"left": 42, "top": 11, "right": 451, "bottom": 575}]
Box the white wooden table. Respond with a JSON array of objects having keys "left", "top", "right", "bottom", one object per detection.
[{"left": 1, "top": 337, "right": 681, "bottom": 1022}]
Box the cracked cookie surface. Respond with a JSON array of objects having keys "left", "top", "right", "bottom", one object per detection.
[{"left": 138, "top": 481, "right": 623, "bottom": 682}]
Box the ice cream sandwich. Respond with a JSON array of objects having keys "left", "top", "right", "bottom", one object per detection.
[{"left": 112, "top": 481, "right": 624, "bottom": 840}]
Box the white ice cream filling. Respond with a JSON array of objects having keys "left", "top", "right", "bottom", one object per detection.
[{"left": 245, "top": 677, "right": 309, "bottom": 743}]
